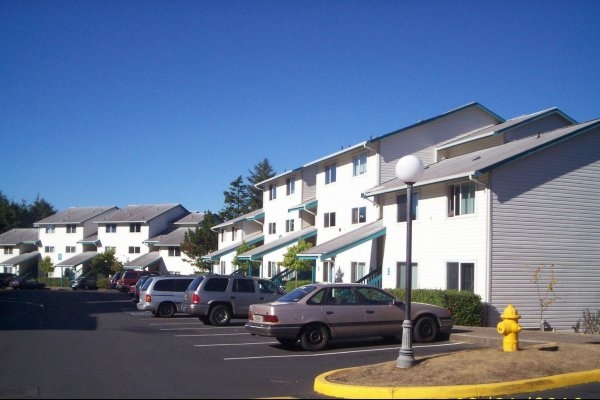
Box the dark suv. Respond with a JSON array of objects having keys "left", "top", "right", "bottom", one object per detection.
[
  {"left": 182, "top": 274, "right": 285, "bottom": 326},
  {"left": 0, "top": 273, "right": 17, "bottom": 288},
  {"left": 70, "top": 274, "right": 98, "bottom": 290}
]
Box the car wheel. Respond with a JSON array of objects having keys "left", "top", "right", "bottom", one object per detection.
[
  {"left": 209, "top": 304, "right": 232, "bottom": 326},
  {"left": 299, "top": 324, "right": 330, "bottom": 351},
  {"left": 413, "top": 316, "right": 439, "bottom": 343},
  {"left": 276, "top": 338, "right": 297, "bottom": 347},
  {"left": 157, "top": 302, "right": 176, "bottom": 318},
  {"left": 199, "top": 316, "right": 211, "bottom": 325}
]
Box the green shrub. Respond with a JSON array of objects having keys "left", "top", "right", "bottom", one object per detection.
[
  {"left": 284, "top": 279, "right": 313, "bottom": 292},
  {"left": 384, "top": 288, "right": 483, "bottom": 327},
  {"left": 97, "top": 278, "right": 110, "bottom": 289}
]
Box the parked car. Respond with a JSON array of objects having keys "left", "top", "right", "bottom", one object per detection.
[
  {"left": 117, "top": 270, "right": 149, "bottom": 293},
  {"left": 136, "top": 275, "right": 196, "bottom": 317},
  {"left": 245, "top": 283, "right": 454, "bottom": 351},
  {"left": 9, "top": 275, "right": 46, "bottom": 290},
  {"left": 110, "top": 271, "right": 123, "bottom": 289},
  {"left": 69, "top": 274, "right": 98, "bottom": 290},
  {"left": 0, "top": 273, "right": 17, "bottom": 288},
  {"left": 131, "top": 274, "right": 159, "bottom": 303},
  {"left": 182, "top": 274, "right": 286, "bottom": 326}
]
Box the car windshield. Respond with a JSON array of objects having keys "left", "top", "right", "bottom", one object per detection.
[{"left": 277, "top": 285, "right": 318, "bottom": 302}]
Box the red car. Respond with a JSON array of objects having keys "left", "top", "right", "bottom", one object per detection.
[{"left": 117, "top": 270, "right": 148, "bottom": 293}]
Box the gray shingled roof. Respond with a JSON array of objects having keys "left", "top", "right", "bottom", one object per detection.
[
  {"left": 93, "top": 204, "right": 186, "bottom": 223},
  {"left": 201, "top": 232, "right": 264, "bottom": 262},
  {"left": 0, "top": 251, "right": 40, "bottom": 266},
  {"left": 144, "top": 227, "right": 188, "bottom": 247},
  {"left": 364, "top": 119, "right": 600, "bottom": 197},
  {"left": 212, "top": 208, "right": 264, "bottom": 229},
  {"left": 0, "top": 228, "right": 39, "bottom": 245},
  {"left": 56, "top": 251, "right": 98, "bottom": 267},
  {"left": 237, "top": 226, "right": 318, "bottom": 261},
  {"left": 297, "top": 220, "right": 385, "bottom": 260},
  {"left": 174, "top": 212, "right": 206, "bottom": 226},
  {"left": 34, "top": 206, "right": 117, "bottom": 226},
  {"left": 124, "top": 251, "right": 162, "bottom": 269}
]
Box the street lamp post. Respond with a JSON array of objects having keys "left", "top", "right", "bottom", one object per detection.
[{"left": 395, "top": 155, "right": 425, "bottom": 369}]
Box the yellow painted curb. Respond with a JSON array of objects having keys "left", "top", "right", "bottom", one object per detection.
[{"left": 314, "top": 367, "right": 600, "bottom": 399}]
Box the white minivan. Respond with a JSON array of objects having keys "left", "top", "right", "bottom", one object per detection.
[{"left": 137, "top": 275, "right": 195, "bottom": 317}]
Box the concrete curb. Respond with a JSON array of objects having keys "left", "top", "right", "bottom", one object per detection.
[{"left": 313, "top": 368, "right": 600, "bottom": 399}]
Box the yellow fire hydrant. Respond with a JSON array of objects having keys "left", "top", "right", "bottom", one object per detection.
[{"left": 496, "top": 304, "right": 521, "bottom": 352}]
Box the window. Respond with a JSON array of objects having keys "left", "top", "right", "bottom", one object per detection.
[
  {"left": 4, "top": 247, "right": 13, "bottom": 255},
  {"left": 323, "top": 261, "right": 334, "bottom": 283},
  {"left": 233, "top": 278, "right": 255, "bottom": 293},
  {"left": 45, "top": 225, "right": 55, "bottom": 234},
  {"left": 44, "top": 246, "right": 54, "bottom": 253},
  {"left": 269, "top": 184, "right": 277, "bottom": 201},
  {"left": 351, "top": 207, "right": 366, "bottom": 224},
  {"left": 285, "top": 219, "right": 294, "bottom": 232},
  {"left": 231, "top": 227, "right": 238, "bottom": 241},
  {"left": 446, "top": 262, "right": 474, "bottom": 292},
  {"left": 448, "top": 182, "right": 476, "bottom": 217},
  {"left": 397, "top": 262, "right": 418, "bottom": 290},
  {"left": 105, "top": 224, "right": 116, "bottom": 233},
  {"left": 220, "top": 229, "right": 225, "bottom": 242},
  {"left": 268, "top": 261, "right": 278, "bottom": 277},
  {"left": 352, "top": 152, "right": 367, "bottom": 176},
  {"left": 130, "top": 223, "right": 141, "bottom": 233},
  {"left": 128, "top": 246, "right": 141, "bottom": 254},
  {"left": 350, "top": 262, "right": 366, "bottom": 282},
  {"left": 66, "top": 224, "right": 77, "bottom": 233},
  {"left": 259, "top": 279, "right": 279, "bottom": 293},
  {"left": 286, "top": 177, "right": 295, "bottom": 195},
  {"left": 204, "top": 277, "right": 229, "bottom": 291},
  {"left": 268, "top": 222, "right": 276, "bottom": 235},
  {"left": 105, "top": 246, "right": 116, "bottom": 252},
  {"left": 397, "top": 192, "right": 419, "bottom": 222},
  {"left": 168, "top": 247, "right": 180, "bottom": 257},
  {"left": 325, "top": 163, "right": 336, "bottom": 184},
  {"left": 66, "top": 246, "right": 76, "bottom": 253},
  {"left": 324, "top": 212, "right": 336, "bottom": 228},
  {"left": 219, "top": 261, "right": 226, "bottom": 275}
]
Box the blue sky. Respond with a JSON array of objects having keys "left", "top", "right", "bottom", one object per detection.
[{"left": 2, "top": 0, "right": 599, "bottom": 215}]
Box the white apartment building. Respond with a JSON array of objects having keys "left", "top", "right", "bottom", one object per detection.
[{"left": 0, "top": 228, "right": 40, "bottom": 275}]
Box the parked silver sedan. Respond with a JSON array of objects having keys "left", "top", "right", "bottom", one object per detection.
[{"left": 245, "top": 283, "right": 453, "bottom": 351}]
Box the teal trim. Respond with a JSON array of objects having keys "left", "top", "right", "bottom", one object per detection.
[
  {"left": 298, "top": 227, "right": 386, "bottom": 261},
  {"left": 238, "top": 229, "right": 317, "bottom": 261},
  {"left": 288, "top": 199, "right": 318, "bottom": 212}
]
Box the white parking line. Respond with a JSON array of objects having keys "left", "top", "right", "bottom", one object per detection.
[
  {"left": 223, "top": 342, "right": 466, "bottom": 360},
  {"left": 175, "top": 333, "right": 250, "bottom": 337},
  {"left": 194, "top": 342, "right": 279, "bottom": 347}
]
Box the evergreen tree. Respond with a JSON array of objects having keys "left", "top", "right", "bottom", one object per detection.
[
  {"left": 220, "top": 176, "right": 251, "bottom": 221},
  {"left": 181, "top": 211, "right": 219, "bottom": 274},
  {"left": 246, "top": 158, "right": 276, "bottom": 211},
  {"left": 0, "top": 191, "right": 56, "bottom": 233}
]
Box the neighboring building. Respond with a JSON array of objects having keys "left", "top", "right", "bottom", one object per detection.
[
  {"left": 34, "top": 206, "right": 118, "bottom": 278},
  {"left": 202, "top": 209, "right": 265, "bottom": 275},
  {"left": 144, "top": 211, "right": 214, "bottom": 275},
  {"left": 93, "top": 203, "right": 188, "bottom": 271},
  {"left": 0, "top": 228, "right": 40, "bottom": 276}
]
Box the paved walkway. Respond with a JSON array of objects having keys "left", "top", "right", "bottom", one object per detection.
[{"left": 314, "top": 326, "right": 600, "bottom": 399}]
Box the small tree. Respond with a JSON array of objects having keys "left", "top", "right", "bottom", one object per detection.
[
  {"left": 278, "top": 240, "right": 314, "bottom": 284},
  {"left": 91, "top": 248, "right": 122, "bottom": 276},
  {"left": 39, "top": 256, "right": 54, "bottom": 277},
  {"left": 232, "top": 241, "right": 260, "bottom": 276},
  {"left": 181, "top": 211, "right": 219, "bottom": 274},
  {"left": 530, "top": 263, "right": 560, "bottom": 331}
]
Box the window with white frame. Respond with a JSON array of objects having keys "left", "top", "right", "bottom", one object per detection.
[
  {"left": 4, "top": 247, "right": 13, "bottom": 255},
  {"left": 128, "top": 246, "right": 140, "bottom": 254},
  {"left": 220, "top": 261, "right": 226, "bottom": 274},
  {"left": 105, "top": 224, "right": 117, "bottom": 233},
  {"left": 325, "top": 162, "right": 336, "bottom": 184},
  {"left": 231, "top": 227, "right": 238, "bottom": 241},
  {"left": 130, "top": 223, "right": 141, "bottom": 233},
  {"left": 350, "top": 262, "right": 366, "bottom": 282},
  {"left": 45, "top": 225, "right": 55, "bottom": 234},
  {"left": 268, "top": 261, "right": 278, "bottom": 277},
  {"left": 448, "top": 182, "right": 476, "bottom": 217},
  {"left": 285, "top": 219, "right": 294, "bottom": 232},
  {"left": 66, "top": 246, "right": 76, "bottom": 253},
  {"left": 105, "top": 246, "right": 116, "bottom": 252},
  {"left": 323, "top": 261, "right": 334, "bottom": 282},
  {"left": 269, "top": 184, "right": 277, "bottom": 200},
  {"left": 352, "top": 152, "right": 367, "bottom": 176},
  {"left": 168, "top": 247, "right": 181, "bottom": 257},
  {"left": 397, "top": 262, "right": 418, "bottom": 290},
  {"left": 66, "top": 224, "right": 77, "bottom": 233},
  {"left": 324, "top": 212, "right": 336, "bottom": 228},
  {"left": 397, "top": 192, "right": 419, "bottom": 222},
  {"left": 268, "top": 222, "right": 276, "bottom": 235},
  {"left": 286, "top": 177, "right": 295, "bottom": 195},
  {"left": 44, "top": 246, "right": 54, "bottom": 253},
  {"left": 220, "top": 229, "right": 225, "bottom": 242},
  {"left": 446, "top": 262, "right": 474, "bottom": 292},
  {"left": 351, "top": 206, "right": 366, "bottom": 224}
]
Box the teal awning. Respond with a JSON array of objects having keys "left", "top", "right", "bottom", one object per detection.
[
  {"left": 201, "top": 234, "right": 264, "bottom": 262},
  {"left": 56, "top": 251, "right": 98, "bottom": 268},
  {"left": 288, "top": 198, "right": 318, "bottom": 212}
]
